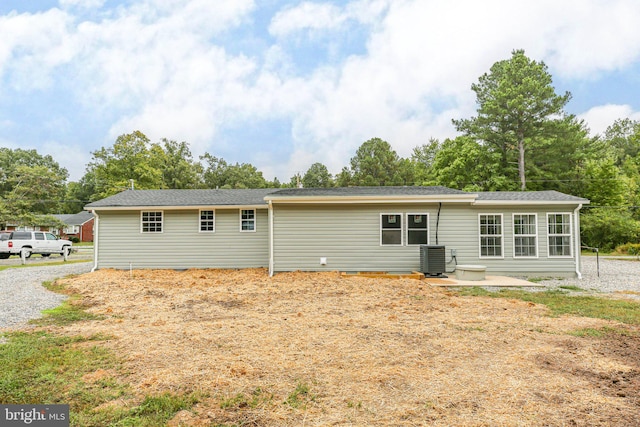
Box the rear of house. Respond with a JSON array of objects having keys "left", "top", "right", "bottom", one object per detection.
[{"left": 85, "top": 186, "right": 588, "bottom": 277}]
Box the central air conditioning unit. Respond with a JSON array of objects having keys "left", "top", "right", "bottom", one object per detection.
[{"left": 420, "top": 245, "right": 447, "bottom": 277}]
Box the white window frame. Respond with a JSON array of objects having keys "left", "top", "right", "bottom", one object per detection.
[
  {"left": 141, "top": 211, "right": 163, "bottom": 233},
  {"left": 406, "top": 213, "right": 429, "bottom": 246},
  {"left": 478, "top": 213, "right": 503, "bottom": 259},
  {"left": 199, "top": 209, "right": 215, "bottom": 233},
  {"left": 240, "top": 209, "right": 256, "bottom": 232},
  {"left": 547, "top": 213, "right": 573, "bottom": 258},
  {"left": 513, "top": 213, "right": 538, "bottom": 258},
  {"left": 380, "top": 213, "right": 403, "bottom": 246}
]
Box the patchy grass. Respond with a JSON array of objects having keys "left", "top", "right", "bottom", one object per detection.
[
  {"left": 0, "top": 259, "right": 89, "bottom": 272},
  {"left": 558, "top": 285, "right": 585, "bottom": 292},
  {"left": 455, "top": 287, "right": 640, "bottom": 325},
  {"left": 0, "top": 278, "right": 203, "bottom": 427}
]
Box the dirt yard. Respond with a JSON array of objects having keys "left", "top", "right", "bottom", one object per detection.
[{"left": 57, "top": 268, "right": 639, "bottom": 426}]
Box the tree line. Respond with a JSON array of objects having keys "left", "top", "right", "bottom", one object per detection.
[{"left": 1, "top": 50, "right": 639, "bottom": 250}]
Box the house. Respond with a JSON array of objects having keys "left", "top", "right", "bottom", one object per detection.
[
  {"left": 84, "top": 186, "right": 589, "bottom": 277},
  {"left": 53, "top": 211, "right": 95, "bottom": 242},
  {"left": 4, "top": 211, "right": 95, "bottom": 242}
]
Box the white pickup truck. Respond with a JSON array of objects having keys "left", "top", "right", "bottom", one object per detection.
[{"left": 0, "top": 231, "right": 72, "bottom": 259}]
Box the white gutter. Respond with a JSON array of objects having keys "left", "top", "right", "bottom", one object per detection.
[
  {"left": 268, "top": 200, "right": 274, "bottom": 277},
  {"left": 91, "top": 210, "right": 99, "bottom": 272},
  {"left": 265, "top": 195, "right": 476, "bottom": 204},
  {"left": 89, "top": 204, "right": 269, "bottom": 211},
  {"left": 574, "top": 204, "right": 582, "bottom": 279}
]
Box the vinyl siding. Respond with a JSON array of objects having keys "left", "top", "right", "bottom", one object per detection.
[
  {"left": 95, "top": 209, "right": 268, "bottom": 269},
  {"left": 272, "top": 203, "right": 579, "bottom": 276}
]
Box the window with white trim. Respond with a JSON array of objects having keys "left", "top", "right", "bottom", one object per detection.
[
  {"left": 200, "top": 210, "right": 215, "bottom": 232},
  {"left": 479, "top": 214, "right": 503, "bottom": 258},
  {"left": 141, "top": 211, "right": 163, "bottom": 233},
  {"left": 547, "top": 213, "right": 572, "bottom": 257},
  {"left": 381, "top": 214, "right": 402, "bottom": 245},
  {"left": 240, "top": 209, "right": 256, "bottom": 232},
  {"left": 513, "top": 214, "right": 538, "bottom": 258},
  {"left": 407, "top": 213, "right": 429, "bottom": 245}
]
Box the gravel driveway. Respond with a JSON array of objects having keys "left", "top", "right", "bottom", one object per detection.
[
  {"left": 534, "top": 256, "right": 640, "bottom": 299},
  {"left": 0, "top": 262, "right": 93, "bottom": 331}
]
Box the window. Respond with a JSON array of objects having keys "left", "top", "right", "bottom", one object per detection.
[
  {"left": 240, "top": 209, "right": 256, "bottom": 232},
  {"left": 381, "top": 214, "right": 402, "bottom": 245},
  {"left": 548, "top": 213, "right": 572, "bottom": 257},
  {"left": 513, "top": 214, "right": 538, "bottom": 258},
  {"left": 407, "top": 213, "right": 429, "bottom": 245},
  {"left": 45, "top": 233, "right": 58, "bottom": 240},
  {"left": 34, "top": 232, "right": 45, "bottom": 241},
  {"left": 141, "top": 211, "right": 163, "bottom": 233},
  {"left": 200, "top": 210, "right": 215, "bottom": 232},
  {"left": 479, "top": 214, "right": 503, "bottom": 258}
]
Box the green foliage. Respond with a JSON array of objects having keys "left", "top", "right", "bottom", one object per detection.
[
  {"left": 201, "top": 153, "right": 268, "bottom": 189},
  {"left": 347, "top": 138, "right": 410, "bottom": 186},
  {"left": 614, "top": 243, "right": 640, "bottom": 255},
  {"left": 87, "top": 131, "right": 163, "bottom": 198},
  {"left": 0, "top": 148, "right": 68, "bottom": 225},
  {"left": 580, "top": 208, "right": 640, "bottom": 251},
  {"left": 430, "top": 136, "right": 513, "bottom": 190},
  {"left": 603, "top": 118, "right": 640, "bottom": 165},
  {"left": 302, "top": 162, "right": 333, "bottom": 188}
]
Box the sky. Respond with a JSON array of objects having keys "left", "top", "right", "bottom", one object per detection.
[{"left": 1, "top": 0, "right": 640, "bottom": 183}]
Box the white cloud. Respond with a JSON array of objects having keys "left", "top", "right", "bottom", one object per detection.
[
  {"left": 2, "top": 0, "right": 640, "bottom": 183},
  {"left": 578, "top": 104, "right": 640, "bottom": 137}
]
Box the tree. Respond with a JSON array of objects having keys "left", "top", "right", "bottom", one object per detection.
[
  {"left": 411, "top": 138, "right": 440, "bottom": 185},
  {"left": 603, "top": 118, "right": 640, "bottom": 166},
  {"left": 200, "top": 153, "right": 268, "bottom": 189},
  {"left": 155, "top": 139, "right": 203, "bottom": 189},
  {"left": 430, "top": 136, "right": 511, "bottom": 191},
  {"left": 0, "top": 148, "right": 68, "bottom": 226},
  {"left": 454, "top": 49, "right": 572, "bottom": 190},
  {"left": 87, "top": 131, "right": 163, "bottom": 198},
  {"left": 348, "top": 138, "right": 404, "bottom": 186},
  {"left": 302, "top": 163, "right": 333, "bottom": 188}
]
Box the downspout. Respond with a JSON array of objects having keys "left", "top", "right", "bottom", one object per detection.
[
  {"left": 268, "top": 200, "right": 274, "bottom": 277},
  {"left": 91, "top": 210, "right": 99, "bottom": 272},
  {"left": 574, "top": 204, "right": 582, "bottom": 279}
]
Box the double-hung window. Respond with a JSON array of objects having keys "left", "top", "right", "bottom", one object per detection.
[
  {"left": 513, "top": 214, "right": 538, "bottom": 258},
  {"left": 547, "top": 213, "right": 572, "bottom": 257},
  {"left": 200, "top": 210, "right": 215, "bottom": 232},
  {"left": 141, "top": 211, "right": 163, "bottom": 233},
  {"left": 407, "top": 213, "right": 429, "bottom": 245},
  {"left": 241, "top": 209, "right": 256, "bottom": 232},
  {"left": 479, "top": 214, "right": 503, "bottom": 258},
  {"left": 381, "top": 214, "right": 402, "bottom": 245}
]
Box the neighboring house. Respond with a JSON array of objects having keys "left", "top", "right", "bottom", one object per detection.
[
  {"left": 4, "top": 212, "right": 94, "bottom": 242},
  {"left": 84, "top": 186, "right": 589, "bottom": 277},
  {"left": 53, "top": 211, "right": 95, "bottom": 242}
]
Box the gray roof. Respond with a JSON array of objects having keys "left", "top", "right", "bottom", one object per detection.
[
  {"left": 85, "top": 189, "right": 278, "bottom": 208},
  {"left": 475, "top": 191, "right": 589, "bottom": 203},
  {"left": 269, "top": 186, "right": 467, "bottom": 197},
  {"left": 84, "top": 187, "right": 588, "bottom": 209},
  {"left": 53, "top": 211, "right": 94, "bottom": 225}
]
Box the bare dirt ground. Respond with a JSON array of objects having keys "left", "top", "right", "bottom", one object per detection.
[{"left": 56, "top": 268, "right": 640, "bottom": 426}]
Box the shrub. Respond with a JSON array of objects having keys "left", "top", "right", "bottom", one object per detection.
[{"left": 614, "top": 243, "right": 640, "bottom": 255}]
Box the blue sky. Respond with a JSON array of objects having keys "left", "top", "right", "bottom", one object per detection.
[{"left": 1, "top": 0, "right": 640, "bottom": 182}]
